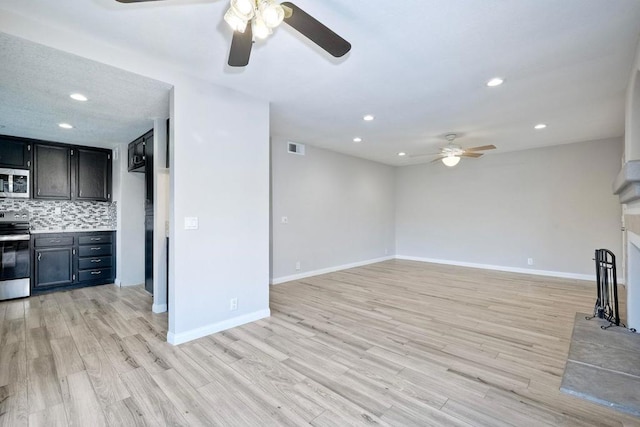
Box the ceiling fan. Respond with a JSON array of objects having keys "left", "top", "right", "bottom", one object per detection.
[
  {"left": 114, "top": 0, "right": 352, "bottom": 67},
  {"left": 411, "top": 134, "right": 496, "bottom": 167}
]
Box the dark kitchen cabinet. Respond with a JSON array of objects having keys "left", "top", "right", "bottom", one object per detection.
[
  {"left": 128, "top": 129, "right": 152, "bottom": 173},
  {"left": 34, "top": 247, "right": 74, "bottom": 289},
  {"left": 0, "top": 135, "right": 31, "bottom": 169},
  {"left": 33, "top": 144, "right": 72, "bottom": 199},
  {"left": 32, "top": 231, "right": 116, "bottom": 294},
  {"left": 34, "top": 143, "right": 112, "bottom": 202},
  {"left": 77, "top": 148, "right": 111, "bottom": 202}
]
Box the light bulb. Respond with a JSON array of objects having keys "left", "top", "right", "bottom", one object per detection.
[
  {"left": 224, "top": 8, "right": 248, "bottom": 32},
  {"left": 231, "top": 0, "right": 254, "bottom": 17},
  {"left": 442, "top": 155, "right": 460, "bottom": 167},
  {"left": 260, "top": 1, "right": 284, "bottom": 28},
  {"left": 252, "top": 17, "right": 271, "bottom": 39}
]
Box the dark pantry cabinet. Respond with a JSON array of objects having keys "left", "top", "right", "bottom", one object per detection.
[{"left": 33, "top": 143, "right": 112, "bottom": 202}]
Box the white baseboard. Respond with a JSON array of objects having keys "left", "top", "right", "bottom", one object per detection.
[
  {"left": 152, "top": 303, "right": 167, "bottom": 313},
  {"left": 166, "top": 308, "right": 271, "bottom": 345},
  {"left": 396, "top": 255, "right": 595, "bottom": 282},
  {"left": 270, "top": 256, "right": 395, "bottom": 285},
  {"left": 114, "top": 278, "right": 121, "bottom": 286}
]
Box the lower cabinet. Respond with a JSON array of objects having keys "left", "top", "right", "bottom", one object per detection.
[{"left": 32, "top": 231, "right": 116, "bottom": 294}]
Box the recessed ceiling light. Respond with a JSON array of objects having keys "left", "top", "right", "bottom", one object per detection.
[
  {"left": 58, "top": 123, "right": 74, "bottom": 129},
  {"left": 398, "top": 152, "right": 406, "bottom": 157},
  {"left": 486, "top": 78, "right": 504, "bottom": 87},
  {"left": 534, "top": 123, "right": 547, "bottom": 130},
  {"left": 363, "top": 114, "right": 374, "bottom": 121},
  {"left": 70, "top": 93, "right": 88, "bottom": 102},
  {"left": 353, "top": 137, "right": 362, "bottom": 143}
]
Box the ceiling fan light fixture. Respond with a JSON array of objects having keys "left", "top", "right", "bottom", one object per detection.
[
  {"left": 224, "top": 8, "right": 248, "bottom": 32},
  {"left": 260, "top": 0, "right": 285, "bottom": 28},
  {"left": 442, "top": 155, "right": 460, "bottom": 167}
]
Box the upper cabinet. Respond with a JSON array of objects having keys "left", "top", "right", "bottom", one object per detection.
[
  {"left": 33, "top": 144, "right": 72, "bottom": 200},
  {"left": 128, "top": 129, "right": 152, "bottom": 173},
  {"left": 0, "top": 135, "right": 32, "bottom": 169},
  {"left": 77, "top": 148, "right": 111, "bottom": 202},
  {"left": 33, "top": 143, "right": 112, "bottom": 202}
]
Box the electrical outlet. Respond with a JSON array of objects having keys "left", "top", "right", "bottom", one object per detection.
[
  {"left": 281, "top": 216, "right": 288, "bottom": 224},
  {"left": 295, "top": 261, "right": 301, "bottom": 270},
  {"left": 229, "top": 298, "right": 238, "bottom": 311},
  {"left": 527, "top": 258, "right": 534, "bottom": 266}
]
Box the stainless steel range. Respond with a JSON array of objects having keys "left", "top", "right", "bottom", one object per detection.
[{"left": 0, "top": 211, "right": 30, "bottom": 300}]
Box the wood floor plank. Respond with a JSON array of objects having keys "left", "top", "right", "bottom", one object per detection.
[
  {"left": 59, "top": 370, "right": 107, "bottom": 427},
  {"left": 81, "top": 351, "right": 130, "bottom": 407},
  {"left": 27, "top": 355, "right": 63, "bottom": 413},
  {"left": 28, "top": 403, "right": 68, "bottom": 427},
  {"left": 120, "top": 367, "right": 189, "bottom": 426},
  {"left": 0, "top": 381, "right": 28, "bottom": 427},
  {"left": 103, "top": 397, "right": 147, "bottom": 427},
  {"left": 50, "top": 336, "right": 85, "bottom": 378}
]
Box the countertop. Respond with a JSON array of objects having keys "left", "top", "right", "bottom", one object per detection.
[{"left": 30, "top": 228, "right": 116, "bottom": 234}]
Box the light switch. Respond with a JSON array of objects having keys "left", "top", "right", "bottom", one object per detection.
[
  {"left": 281, "top": 216, "right": 288, "bottom": 224},
  {"left": 184, "top": 217, "right": 199, "bottom": 230}
]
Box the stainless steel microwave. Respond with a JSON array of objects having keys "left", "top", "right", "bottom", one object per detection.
[{"left": 0, "top": 168, "right": 30, "bottom": 198}]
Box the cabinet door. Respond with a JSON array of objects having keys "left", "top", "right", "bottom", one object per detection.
[
  {"left": 128, "top": 137, "right": 146, "bottom": 172},
  {"left": 77, "top": 148, "right": 111, "bottom": 201},
  {"left": 34, "top": 144, "right": 71, "bottom": 199},
  {"left": 34, "top": 247, "right": 73, "bottom": 288},
  {"left": 0, "top": 136, "right": 31, "bottom": 169}
]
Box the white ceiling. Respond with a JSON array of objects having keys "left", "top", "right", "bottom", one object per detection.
[{"left": 1, "top": 0, "right": 639, "bottom": 165}]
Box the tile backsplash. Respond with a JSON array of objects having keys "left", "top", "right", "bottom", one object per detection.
[{"left": 0, "top": 199, "right": 117, "bottom": 231}]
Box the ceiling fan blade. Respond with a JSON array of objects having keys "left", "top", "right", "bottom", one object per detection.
[
  {"left": 466, "top": 145, "right": 496, "bottom": 152},
  {"left": 281, "top": 2, "right": 351, "bottom": 58},
  {"left": 228, "top": 25, "right": 253, "bottom": 67},
  {"left": 430, "top": 156, "right": 447, "bottom": 163},
  {"left": 461, "top": 152, "right": 483, "bottom": 158}
]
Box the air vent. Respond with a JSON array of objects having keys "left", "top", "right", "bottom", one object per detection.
[{"left": 287, "top": 142, "right": 305, "bottom": 156}]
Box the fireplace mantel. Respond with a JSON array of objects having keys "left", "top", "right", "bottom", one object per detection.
[{"left": 613, "top": 160, "right": 640, "bottom": 203}]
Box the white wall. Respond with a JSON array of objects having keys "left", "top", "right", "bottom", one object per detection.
[
  {"left": 396, "top": 138, "right": 623, "bottom": 278},
  {"left": 271, "top": 139, "right": 396, "bottom": 283},
  {"left": 169, "top": 81, "right": 270, "bottom": 343},
  {"left": 113, "top": 141, "right": 145, "bottom": 286},
  {"left": 1, "top": 12, "right": 271, "bottom": 345}
]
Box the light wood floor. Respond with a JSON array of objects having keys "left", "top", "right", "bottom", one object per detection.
[{"left": 1, "top": 259, "right": 639, "bottom": 426}]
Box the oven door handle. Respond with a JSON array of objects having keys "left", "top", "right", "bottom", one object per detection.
[{"left": 0, "top": 234, "right": 30, "bottom": 242}]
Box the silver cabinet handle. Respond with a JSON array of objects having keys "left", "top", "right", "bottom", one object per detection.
[
  {"left": 91, "top": 247, "right": 101, "bottom": 250},
  {"left": 91, "top": 271, "right": 102, "bottom": 275},
  {"left": 90, "top": 238, "right": 101, "bottom": 241},
  {"left": 50, "top": 239, "right": 61, "bottom": 243},
  {"left": 38, "top": 253, "right": 41, "bottom": 261},
  {"left": 91, "top": 259, "right": 101, "bottom": 263}
]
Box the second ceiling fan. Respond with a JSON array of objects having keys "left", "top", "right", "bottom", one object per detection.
[
  {"left": 411, "top": 134, "right": 496, "bottom": 167},
  {"left": 115, "top": 0, "right": 352, "bottom": 67}
]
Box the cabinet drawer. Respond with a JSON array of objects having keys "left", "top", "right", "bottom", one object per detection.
[
  {"left": 78, "top": 244, "right": 112, "bottom": 257},
  {"left": 78, "top": 235, "right": 113, "bottom": 245},
  {"left": 78, "top": 267, "right": 113, "bottom": 282},
  {"left": 78, "top": 256, "right": 112, "bottom": 270},
  {"left": 34, "top": 236, "right": 74, "bottom": 247}
]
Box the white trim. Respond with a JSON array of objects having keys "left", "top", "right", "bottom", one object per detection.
[
  {"left": 152, "top": 303, "right": 167, "bottom": 313},
  {"left": 114, "top": 278, "right": 121, "bottom": 286},
  {"left": 166, "top": 308, "right": 271, "bottom": 345},
  {"left": 396, "top": 255, "right": 595, "bottom": 282},
  {"left": 270, "top": 256, "right": 395, "bottom": 285}
]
